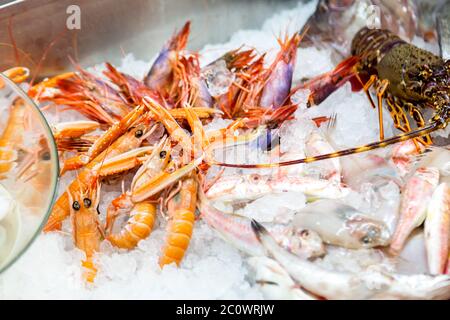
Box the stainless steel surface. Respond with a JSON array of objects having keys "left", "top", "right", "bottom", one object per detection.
[
  {"left": 437, "top": 1, "right": 450, "bottom": 59},
  {"left": 0, "top": 0, "right": 301, "bottom": 79}
]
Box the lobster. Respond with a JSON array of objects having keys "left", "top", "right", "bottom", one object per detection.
[{"left": 211, "top": 27, "right": 450, "bottom": 169}]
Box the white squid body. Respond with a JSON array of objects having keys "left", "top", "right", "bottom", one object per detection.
[
  {"left": 253, "top": 221, "right": 450, "bottom": 300},
  {"left": 424, "top": 182, "right": 450, "bottom": 275},
  {"left": 247, "top": 257, "right": 316, "bottom": 300}
]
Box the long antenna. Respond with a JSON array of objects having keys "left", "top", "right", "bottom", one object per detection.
[{"left": 208, "top": 119, "right": 446, "bottom": 168}]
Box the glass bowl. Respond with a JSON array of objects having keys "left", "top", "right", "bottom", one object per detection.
[{"left": 0, "top": 72, "right": 59, "bottom": 274}]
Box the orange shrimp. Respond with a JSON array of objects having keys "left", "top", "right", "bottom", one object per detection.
[
  {"left": 105, "top": 101, "right": 208, "bottom": 258},
  {"left": 68, "top": 178, "right": 104, "bottom": 283},
  {"left": 27, "top": 72, "right": 75, "bottom": 100},
  {"left": 44, "top": 108, "right": 153, "bottom": 232},
  {"left": 0, "top": 67, "right": 30, "bottom": 89},
  {"left": 60, "top": 104, "right": 147, "bottom": 174},
  {"left": 106, "top": 200, "right": 157, "bottom": 249},
  {"left": 105, "top": 139, "right": 171, "bottom": 249},
  {"left": 0, "top": 98, "right": 27, "bottom": 177},
  {"left": 159, "top": 175, "right": 198, "bottom": 267},
  {"left": 31, "top": 67, "right": 130, "bottom": 125}
]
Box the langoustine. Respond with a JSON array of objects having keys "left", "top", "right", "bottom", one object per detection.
[
  {"left": 68, "top": 178, "right": 104, "bottom": 283},
  {"left": 0, "top": 98, "right": 27, "bottom": 177},
  {"left": 44, "top": 106, "right": 153, "bottom": 232}
]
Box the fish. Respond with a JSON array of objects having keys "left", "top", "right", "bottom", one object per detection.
[
  {"left": 342, "top": 153, "right": 400, "bottom": 190},
  {"left": 252, "top": 220, "right": 450, "bottom": 300},
  {"left": 299, "top": 0, "right": 419, "bottom": 58},
  {"left": 390, "top": 167, "right": 440, "bottom": 255},
  {"left": 415, "top": 0, "right": 449, "bottom": 45},
  {"left": 247, "top": 257, "right": 317, "bottom": 300},
  {"left": 205, "top": 173, "right": 350, "bottom": 203},
  {"left": 199, "top": 191, "right": 325, "bottom": 259},
  {"left": 293, "top": 199, "right": 391, "bottom": 249},
  {"left": 304, "top": 130, "right": 342, "bottom": 183},
  {"left": 390, "top": 140, "right": 425, "bottom": 177},
  {"left": 424, "top": 182, "right": 450, "bottom": 275},
  {"left": 413, "top": 147, "right": 450, "bottom": 176}
]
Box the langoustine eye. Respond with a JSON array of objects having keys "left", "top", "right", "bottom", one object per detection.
[
  {"left": 72, "top": 201, "right": 81, "bottom": 211},
  {"left": 361, "top": 236, "right": 372, "bottom": 244},
  {"left": 83, "top": 198, "right": 92, "bottom": 208},
  {"left": 135, "top": 129, "right": 144, "bottom": 138}
]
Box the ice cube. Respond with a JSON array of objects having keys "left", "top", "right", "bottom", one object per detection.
[{"left": 202, "top": 60, "right": 236, "bottom": 97}]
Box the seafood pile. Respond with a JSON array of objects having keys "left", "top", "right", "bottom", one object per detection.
[{"left": 0, "top": 1, "right": 449, "bottom": 299}]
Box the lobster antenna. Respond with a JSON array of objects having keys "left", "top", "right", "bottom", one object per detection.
[{"left": 208, "top": 119, "right": 446, "bottom": 168}]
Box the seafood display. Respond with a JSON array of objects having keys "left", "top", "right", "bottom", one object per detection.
[{"left": 0, "top": 1, "right": 449, "bottom": 300}]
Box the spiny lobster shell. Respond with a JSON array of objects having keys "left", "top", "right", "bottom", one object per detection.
[{"left": 351, "top": 27, "right": 446, "bottom": 105}]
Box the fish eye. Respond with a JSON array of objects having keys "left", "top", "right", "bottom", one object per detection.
[
  {"left": 250, "top": 174, "right": 260, "bottom": 183},
  {"left": 135, "top": 129, "right": 144, "bottom": 138},
  {"left": 72, "top": 201, "right": 81, "bottom": 211},
  {"left": 83, "top": 198, "right": 92, "bottom": 208},
  {"left": 361, "top": 236, "right": 372, "bottom": 244},
  {"left": 299, "top": 229, "right": 310, "bottom": 238},
  {"left": 159, "top": 150, "right": 167, "bottom": 159}
]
